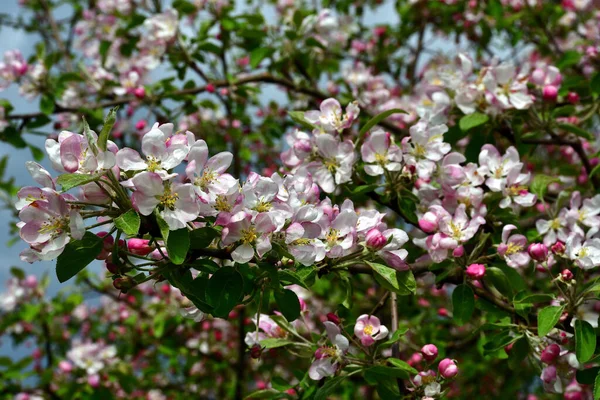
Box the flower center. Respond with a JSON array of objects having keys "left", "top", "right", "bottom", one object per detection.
[
  {"left": 579, "top": 247, "right": 589, "bottom": 258},
  {"left": 254, "top": 200, "right": 272, "bottom": 213},
  {"left": 374, "top": 153, "right": 387, "bottom": 165},
  {"left": 241, "top": 227, "right": 257, "bottom": 244},
  {"left": 550, "top": 218, "right": 561, "bottom": 230},
  {"left": 326, "top": 228, "right": 340, "bottom": 245},
  {"left": 39, "top": 216, "right": 69, "bottom": 237},
  {"left": 413, "top": 143, "right": 426, "bottom": 157},
  {"left": 507, "top": 185, "right": 528, "bottom": 196},
  {"left": 505, "top": 242, "right": 523, "bottom": 255},
  {"left": 159, "top": 185, "right": 179, "bottom": 210},
  {"left": 214, "top": 195, "right": 231, "bottom": 212},
  {"left": 324, "top": 159, "right": 339, "bottom": 173},
  {"left": 449, "top": 222, "right": 462, "bottom": 240},
  {"left": 291, "top": 238, "right": 312, "bottom": 246},
  {"left": 194, "top": 170, "right": 216, "bottom": 192},
  {"left": 363, "top": 325, "right": 374, "bottom": 336},
  {"left": 146, "top": 156, "right": 162, "bottom": 172}
]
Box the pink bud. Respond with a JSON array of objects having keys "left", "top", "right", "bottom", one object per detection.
[
  {"left": 87, "top": 374, "right": 100, "bottom": 387},
  {"left": 567, "top": 92, "right": 580, "bottom": 104},
  {"left": 133, "top": 87, "right": 145, "bottom": 99},
  {"left": 452, "top": 245, "right": 464, "bottom": 257},
  {"left": 418, "top": 218, "right": 437, "bottom": 233},
  {"left": 135, "top": 120, "right": 147, "bottom": 130},
  {"left": 105, "top": 262, "right": 119, "bottom": 274},
  {"left": 561, "top": 269, "right": 574, "bottom": 281},
  {"left": 206, "top": 83, "right": 215, "bottom": 93},
  {"left": 408, "top": 352, "right": 423, "bottom": 366},
  {"left": 420, "top": 344, "right": 438, "bottom": 361},
  {"left": 541, "top": 365, "right": 557, "bottom": 383},
  {"left": 528, "top": 243, "right": 549, "bottom": 262},
  {"left": 564, "top": 392, "right": 584, "bottom": 400},
  {"left": 542, "top": 85, "right": 558, "bottom": 102},
  {"left": 58, "top": 360, "right": 73, "bottom": 373},
  {"left": 326, "top": 312, "right": 341, "bottom": 325},
  {"left": 551, "top": 241, "right": 565, "bottom": 255},
  {"left": 366, "top": 228, "right": 387, "bottom": 251},
  {"left": 438, "top": 358, "right": 458, "bottom": 379},
  {"left": 23, "top": 275, "right": 38, "bottom": 289},
  {"left": 465, "top": 263, "right": 486, "bottom": 279},
  {"left": 438, "top": 308, "right": 449, "bottom": 317},
  {"left": 540, "top": 344, "right": 561, "bottom": 364},
  {"left": 127, "top": 239, "right": 153, "bottom": 256},
  {"left": 531, "top": 68, "right": 546, "bottom": 85}
]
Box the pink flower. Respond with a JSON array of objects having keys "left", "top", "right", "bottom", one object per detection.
[
  {"left": 221, "top": 211, "right": 276, "bottom": 263},
  {"left": 116, "top": 123, "right": 191, "bottom": 180},
  {"left": 127, "top": 171, "right": 199, "bottom": 230},
  {"left": 498, "top": 224, "right": 530, "bottom": 268},
  {"left": 354, "top": 314, "right": 389, "bottom": 347},
  {"left": 307, "top": 134, "right": 356, "bottom": 193},
  {"left": 304, "top": 98, "right": 359, "bottom": 133},
  {"left": 18, "top": 191, "right": 85, "bottom": 262},
  {"left": 308, "top": 321, "right": 349, "bottom": 380},
  {"left": 360, "top": 129, "right": 402, "bottom": 176}
]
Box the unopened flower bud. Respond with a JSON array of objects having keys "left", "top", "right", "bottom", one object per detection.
[
  {"left": 421, "top": 344, "right": 438, "bottom": 361},
  {"left": 540, "top": 344, "right": 561, "bottom": 364},
  {"left": 113, "top": 277, "right": 134, "bottom": 292},
  {"left": 541, "top": 365, "right": 557, "bottom": 383},
  {"left": 452, "top": 245, "right": 464, "bottom": 257},
  {"left": 58, "top": 360, "right": 73, "bottom": 373},
  {"left": 366, "top": 228, "right": 387, "bottom": 251},
  {"left": 561, "top": 269, "right": 574, "bottom": 281},
  {"left": 326, "top": 312, "right": 340, "bottom": 325},
  {"left": 465, "top": 263, "right": 486, "bottom": 279},
  {"left": 551, "top": 241, "right": 565, "bottom": 255},
  {"left": 250, "top": 345, "right": 262, "bottom": 359},
  {"left": 567, "top": 92, "right": 580, "bottom": 104},
  {"left": 135, "top": 120, "right": 147, "bottom": 130},
  {"left": 133, "top": 87, "right": 145, "bottom": 99},
  {"left": 128, "top": 238, "right": 153, "bottom": 256},
  {"left": 438, "top": 358, "right": 458, "bottom": 379},
  {"left": 542, "top": 85, "right": 558, "bottom": 102},
  {"left": 528, "top": 243, "right": 549, "bottom": 262}
]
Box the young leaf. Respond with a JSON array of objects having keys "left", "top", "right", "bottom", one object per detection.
[
  {"left": 314, "top": 376, "right": 347, "bottom": 400},
  {"left": 114, "top": 210, "right": 140, "bottom": 236},
  {"left": 56, "top": 232, "right": 103, "bottom": 283},
  {"left": 594, "top": 369, "right": 600, "bottom": 400},
  {"left": 530, "top": 174, "right": 560, "bottom": 201},
  {"left": 287, "top": 111, "right": 315, "bottom": 130},
  {"left": 537, "top": 305, "right": 564, "bottom": 337},
  {"left": 189, "top": 227, "right": 220, "bottom": 249},
  {"left": 274, "top": 289, "right": 301, "bottom": 321},
  {"left": 452, "top": 284, "right": 475, "bottom": 326},
  {"left": 558, "top": 123, "right": 594, "bottom": 141},
  {"left": 249, "top": 47, "right": 274, "bottom": 68},
  {"left": 575, "top": 319, "right": 596, "bottom": 363},
  {"left": 166, "top": 228, "right": 190, "bottom": 265},
  {"left": 459, "top": 112, "right": 489, "bottom": 132},
  {"left": 358, "top": 108, "right": 406, "bottom": 141},
  {"left": 259, "top": 338, "right": 295, "bottom": 349},
  {"left": 367, "top": 262, "right": 415, "bottom": 295},
  {"left": 97, "top": 106, "right": 119, "bottom": 151},
  {"left": 56, "top": 173, "right": 101, "bottom": 191},
  {"left": 206, "top": 266, "right": 243, "bottom": 318}
]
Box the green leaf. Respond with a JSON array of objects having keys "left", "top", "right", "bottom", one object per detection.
[
  {"left": 249, "top": 47, "right": 274, "bottom": 68},
  {"left": 591, "top": 164, "right": 600, "bottom": 180},
  {"left": 287, "top": 111, "right": 315, "bottom": 130},
  {"left": 576, "top": 367, "right": 600, "bottom": 385},
  {"left": 314, "top": 375, "right": 347, "bottom": 400},
  {"left": 56, "top": 173, "right": 101, "bottom": 191},
  {"left": 485, "top": 267, "right": 513, "bottom": 298},
  {"left": 387, "top": 358, "right": 418, "bottom": 375},
  {"left": 575, "top": 319, "right": 596, "bottom": 363},
  {"left": 82, "top": 116, "right": 99, "bottom": 156},
  {"left": 592, "top": 72, "right": 600, "bottom": 97},
  {"left": 594, "top": 369, "right": 600, "bottom": 400},
  {"left": 40, "top": 94, "right": 55, "bottom": 115},
  {"left": 114, "top": 210, "right": 140, "bottom": 236},
  {"left": 56, "top": 232, "right": 103, "bottom": 283},
  {"left": 189, "top": 227, "right": 219, "bottom": 249},
  {"left": 278, "top": 270, "right": 309, "bottom": 289},
  {"left": 155, "top": 210, "right": 170, "bottom": 242},
  {"left": 452, "top": 284, "right": 475, "bottom": 326},
  {"left": 459, "top": 112, "right": 489, "bottom": 132},
  {"left": 557, "top": 50, "right": 582, "bottom": 70},
  {"left": 358, "top": 108, "right": 406, "bottom": 140},
  {"left": 558, "top": 123, "right": 594, "bottom": 141},
  {"left": 367, "top": 262, "right": 415, "bottom": 295},
  {"left": 10, "top": 267, "right": 25, "bottom": 280},
  {"left": 206, "top": 266, "right": 243, "bottom": 318},
  {"left": 537, "top": 305, "right": 564, "bottom": 337},
  {"left": 97, "top": 106, "right": 118, "bottom": 152},
  {"left": 380, "top": 327, "right": 409, "bottom": 347},
  {"left": 259, "top": 338, "right": 295, "bottom": 349},
  {"left": 275, "top": 288, "right": 301, "bottom": 321},
  {"left": 166, "top": 228, "right": 190, "bottom": 265},
  {"left": 530, "top": 174, "right": 560, "bottom": 201}
]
